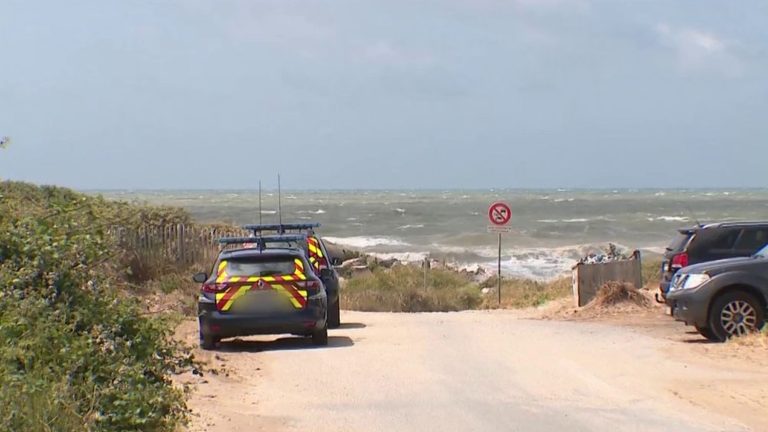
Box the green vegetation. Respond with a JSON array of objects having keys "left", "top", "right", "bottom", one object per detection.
[
  {"left": 342, "top": 265, "right": 483, "bottom": 312},
  {"left": 0, "top": 182, "right": 192, "bottom": 431},
  {"left": 341, "top": 265, "right": 573, "bottom": 312}
]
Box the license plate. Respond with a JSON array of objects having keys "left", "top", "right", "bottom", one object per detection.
[
  {"left": 233, "top": 292, "right": 290, "bottom": 313},
  {"left": 665, "top": 306, "right": 673, "bottom": 316}
]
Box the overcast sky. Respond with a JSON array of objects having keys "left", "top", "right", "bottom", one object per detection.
[{"left": 1, "top": 0, "right": 766, "bottom": 190}]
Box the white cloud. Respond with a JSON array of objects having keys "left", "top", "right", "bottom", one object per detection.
[{"left": 655, "top": 23, "right": 742, "bottom": 76}]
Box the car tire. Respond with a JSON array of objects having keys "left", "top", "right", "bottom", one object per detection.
[
  {"left": 328, "top": 298, "right": 341, "bottom": 329},
  {"left": 708, "top": 290, "right": 765, "bottom": 342},
  {"left": 695, "top": 326, "right": 719, "bottom": 342},
  {"left": 200, "top": 333, "right": 219, "bottom": 350},
  {"left": 312, "top": 324, "right": 328, "bottom": 346}
]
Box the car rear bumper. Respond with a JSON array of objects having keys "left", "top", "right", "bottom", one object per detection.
[{"left": 198, "top": 298, "right": 327, "bottom": 338}]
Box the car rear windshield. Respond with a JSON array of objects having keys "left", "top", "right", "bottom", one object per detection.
[
  {"left": 666, "top": 231, "right": 693, "bottom": 253},
  {"left": 221, "top": 256, "right": 299, "bottom": 277}
]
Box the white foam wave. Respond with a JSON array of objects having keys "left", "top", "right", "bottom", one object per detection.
[
  {"left": 369, "top": 252, "right": 429, "bottom": 262},
  {"left": 298, "top": 209, "right": 326, "bottom": 215},
  {"left": 397, "top": 224, "right": 425, "bottom": 230},
  {"left": 562, "top": 218, "right": 588, "bottom": 223},
  {"left": 324, "top": 236, "right": 410, "bottom": 249},
  {"left": 649, "top": 216, "right": 689, "bottom": 222}
]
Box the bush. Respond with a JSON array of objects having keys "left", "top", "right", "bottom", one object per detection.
[
  {"left": 0, "top": 181, "right": 190, "bottom": 431},
  {"left": 342, "top": 265, "right": 482, "bottom": 312}
]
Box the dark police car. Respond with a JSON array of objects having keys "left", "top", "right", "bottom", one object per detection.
[
  {"left": 194, "top": 236, "right": 329, "bottom": 350},
  {"left": 665, "top": 244, "right": 768, "bottom": 342}
]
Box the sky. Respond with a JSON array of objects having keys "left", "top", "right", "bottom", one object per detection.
[{"left": 1, "top": 0, "right": 766, "bottom": 190}]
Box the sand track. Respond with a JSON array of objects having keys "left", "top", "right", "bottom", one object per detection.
[{"left": 180, "top": 310, "right": 768, "bottom": 432}]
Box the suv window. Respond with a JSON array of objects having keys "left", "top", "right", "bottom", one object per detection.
[
  {"left": 704, "top": 228, "right": 741, "bottom": 253},
  {"left": 220, "top": 256, "right": 299, "bottom": 277},
  {"left": 734, "top": 228, "right": 768, "bottom": 253},
  {"left": 667, "top": 232, "right": 693, "bottom": 253}
]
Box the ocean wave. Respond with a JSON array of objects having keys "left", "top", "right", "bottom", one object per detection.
[
  {"left": 323, "top": 236, "right": 410, "bottom": 249},
  {"left": 369, "top": 252, "right": 429, "bottom": 262},
  {"left": 648, "top": 216, "right": 689, "bottom": 222},
  {"left": 562, "top": 218, "right": 588, "bottom": 223},
  {"left": 397, "top": 224, "right": 425, "bottom": 230},
  {"left": 298, "top": 209, "right": 326, "bottom": 215},
  {"left": 394, "top": 208, "right": 406, "bottom": 214}
]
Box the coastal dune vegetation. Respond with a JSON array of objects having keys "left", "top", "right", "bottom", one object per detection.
[{"left": 0, "top": 182, "right": 193, "bottom": 431}]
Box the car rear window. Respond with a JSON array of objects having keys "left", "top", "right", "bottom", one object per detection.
[
  {"left": 666, "top": 232, "right": 693, "bottom": 253},
  {"left": 221, "top": 256, "right": 300, "bottom": 277}
]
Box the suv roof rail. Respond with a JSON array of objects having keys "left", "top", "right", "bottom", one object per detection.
[
  {"left": 218, "top": 234, "right": 308, "bottom": 251},
  {"left": 242, "top": 223, "right": 321, "bottom": 234},
  {"left": 704, "top": 221, "right": 768, "bottom": 229}
]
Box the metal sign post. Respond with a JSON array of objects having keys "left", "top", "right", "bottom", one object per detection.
[{"left": 488, "top": 202, "right": 512, "bottom": 306}]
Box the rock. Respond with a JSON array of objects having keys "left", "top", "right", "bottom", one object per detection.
[{"left": 341, "top": 258, "right": 365, "bottom": 269}]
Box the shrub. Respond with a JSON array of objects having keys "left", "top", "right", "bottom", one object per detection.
[
  {"left": 0, "top": 181, "right": 191, "bottom": 431},
  {"left": 342, "top": 265, "right": 482, "bottom": 312}
]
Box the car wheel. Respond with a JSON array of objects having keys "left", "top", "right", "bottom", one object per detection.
[
  {"left": 695, "top": 326, "right": 719, "bottom": 342},
  {"left": 708, "top": 290, "right": 765, "bottom": 342},
  {"left": 200, "top": 333, "right": 219, "bottom": 350},
  {"left": 328, "top": 298, "right": 341, "bottom": 329},
  {"left": 311, "top": 324, "right": 328, "bottom": 346}
]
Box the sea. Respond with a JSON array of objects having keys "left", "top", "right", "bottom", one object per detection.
[{"left": 96, "top": 189, "right": 768, "bottom": 281}]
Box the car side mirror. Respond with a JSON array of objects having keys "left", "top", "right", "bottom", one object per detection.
[
  {"left": 320, "top": 268, "right": 333, "bottom": 280},
  {"left": 331, "top": 257, "right": 342, "bottom": 266},
  {"left": 192, "top": 272, "right": 208, "bottom": 283}
]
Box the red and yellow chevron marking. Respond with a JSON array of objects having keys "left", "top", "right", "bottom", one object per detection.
[
  {"left": 213, "top": 259, "right": 309, "bottom": 311},
  {"left": 307, "top": 237, "right": 328, "bottom": 271}
]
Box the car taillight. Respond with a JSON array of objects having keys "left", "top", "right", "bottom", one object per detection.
[
  {"left": 302, "top": 280, "right": 321, "bottom": 294},
  {"left": 202, "top": 283, "right": 224, "bottom": 293},
  {"left": 671, "top": 252, "right": 689, "bottom": 269}
]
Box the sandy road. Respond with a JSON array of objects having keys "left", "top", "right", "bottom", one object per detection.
[{"left": 182, "top": 310, "right": 768, "bottom": 432}]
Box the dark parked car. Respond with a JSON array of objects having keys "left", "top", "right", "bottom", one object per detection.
[
  {"left": 243, "top": 223, "right": 342, "bottom": 328},
  {"left": 195, "top": 244, "right": 329, "bottom": 350},
  {"left": 665, "top": 244, "right": 768, "bottom": 341},
  {"left": 659, "top": 221, "right": 768, "bottom": 300}
]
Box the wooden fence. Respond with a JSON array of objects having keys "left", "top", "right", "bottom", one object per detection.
[
  {"left": 111, "top": 224, "right": 250, "bottom": 267},
  {"left": 571, "top": 251, "right": 643, "bottom": 307}
]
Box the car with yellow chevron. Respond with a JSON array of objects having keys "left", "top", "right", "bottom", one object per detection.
[
  {"left": 193, "top": 234, "right": 330, "bottom": 350},
  {"left": 242, "top": 223, "right": 342, "bottom": 329}
]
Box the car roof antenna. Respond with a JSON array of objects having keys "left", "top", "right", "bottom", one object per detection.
[
  {"left": 258, "top": 179, "right": 263, "bottom": 229},
  {"left": 685, "top": 205, "right": 702, "bottom": 227},
  {"left": 278, "top": 173, "right": 283, "bottom": 227}
]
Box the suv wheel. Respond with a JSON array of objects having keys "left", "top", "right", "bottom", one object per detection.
[
  {"left": 199, "top": 325, "right": 220, "bottom": 350},
  {"left": 328, "top": 298, "right": 341, "bottom": 329},
  {"left": 708, "top": 291, "right": 765, "bottom": 342},
  {"left": 695, "top": 326, "right": 719, "bottom": 342},
  {"left": 311, "top": 323, "right": 328, "bottom": 346}
]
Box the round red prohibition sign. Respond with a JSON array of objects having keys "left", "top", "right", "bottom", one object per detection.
[{"left": 488, "top": 202, "right": 512, "bottom": 226}]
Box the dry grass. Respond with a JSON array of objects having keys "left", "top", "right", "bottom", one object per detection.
[
  {"left": 482, "top": 277, "right": 573, "bottom": 309},
  {"left": 728, "top": 328, "right": 768, "bottom": 348},
  {"left": 592, "top": 281, "right": 651, "bottom": 308}
]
